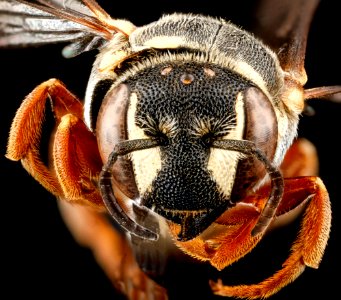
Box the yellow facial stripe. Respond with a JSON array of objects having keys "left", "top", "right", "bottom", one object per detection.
[
  {"left": 127, "top": 93, "right": 162, "bottom": 195},
  {"left": 207, "top": 92, "right": 245, "bottom": 197}
]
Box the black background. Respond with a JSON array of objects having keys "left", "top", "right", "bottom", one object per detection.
[{"left": 1, "top": 1, "right": 340, "bottom": 299}]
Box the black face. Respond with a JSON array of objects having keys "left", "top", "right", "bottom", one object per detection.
[{"left": 125, "top": 60, "right": 252, "bottom": 240}]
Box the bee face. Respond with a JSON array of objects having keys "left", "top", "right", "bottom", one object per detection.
[
  {"left": 130, "top": 61, "right": 248, "bottom": 237},
  {"left": 96, "top": 52, "right": 279, "bottom": 239}
]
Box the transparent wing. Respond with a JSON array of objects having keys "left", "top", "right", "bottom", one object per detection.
[{"left": 0, "top": 0, "right": 135, "bottom": 57}]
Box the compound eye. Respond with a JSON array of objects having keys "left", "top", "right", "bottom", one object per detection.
[
  {"left": 242, "top": 87, "right": 277, "bottom": 159},
  {"left": 96, "top": 84, "right": 140, "bottom": 200},
  {"left": 232, "top": 86, "right": 278, "bottom": 197}
]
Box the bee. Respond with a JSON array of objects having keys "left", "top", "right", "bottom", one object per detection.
[{"left": 1, "top": 0, "right": 340, "bottom": 299}]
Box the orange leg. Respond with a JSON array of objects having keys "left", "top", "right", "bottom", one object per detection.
[
  {"left": 53, "top": 113, "right": 103, "bottom": 207},
  {"left": 6, "top": 78, "right": 103, "bottom": 207},
  {"left": 207, "top": 138, "right": 329, "bottom": 298},
  {"left": 209, "top": 176, "right": 331, "bottom": 299},
  {"left": 280, "top": 137, "right": 319, "bottom": 177}
]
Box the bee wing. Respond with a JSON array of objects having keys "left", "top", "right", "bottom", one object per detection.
[
  {"left": 0, "top": 0, "right": 135, "bottom": 57},
  {"left": 253, "top": 0, "right": 341, "bottom": 100},
  {"left": 253, "top": 0, "right": 320, "bottom": 85}
]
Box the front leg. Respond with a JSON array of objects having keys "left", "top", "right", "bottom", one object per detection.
[
  {"left": 210, "top": 176, "right": 331, "bottom": 299},
  {"left": 6, "top": 78, "right": 103, "bottom": 207}
]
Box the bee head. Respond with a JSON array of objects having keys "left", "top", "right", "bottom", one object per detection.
[
  {"left": 96, "top": 56, "right": 278, "bottom": 241},
  {"left": 86, "top": 14, "right": 291, "bottom": 241}
]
